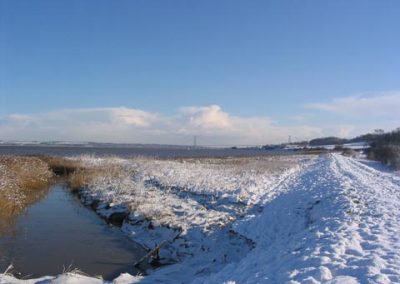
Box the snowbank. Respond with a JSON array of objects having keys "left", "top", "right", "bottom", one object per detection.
[{"left": 190, "top": 154, "right": 400, "bottom": 283}]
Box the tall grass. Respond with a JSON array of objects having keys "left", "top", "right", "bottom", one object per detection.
[
  {"left": 63, "top": 161, "right": 130, "bottom": 192},
  {"left": 0, "top": 156, "right": 53, "bottom": 193},
  {"left": 36, "top": 156, "right": 101, "bottom": 191},
  {"left": 0, "top": 156, "right": 53, "bottom": 232},
  {"left": 37, "top": 156, "right": 82, "bottom": 176}
]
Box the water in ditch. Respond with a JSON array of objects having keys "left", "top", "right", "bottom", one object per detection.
[{"left": 0, "top": 184, "right": 145, "bottom": 280}]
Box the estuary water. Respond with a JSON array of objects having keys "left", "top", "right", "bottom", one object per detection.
[{"left": 0, "top": 145, "right": 289, "bottom": 158}]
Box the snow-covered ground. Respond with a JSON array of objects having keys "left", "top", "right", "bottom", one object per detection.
[
  {"left": 1, "top": 154, "right": 400, "bottom": 283},
  {"left": 307, "top": 142, "right": 369, "bottom": 151},
  {"left": 191, "top": 154, "right": 400, "bottom": 284}
]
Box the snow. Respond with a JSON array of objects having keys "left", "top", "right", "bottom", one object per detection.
[
  {"left": 308, "top": 142, "right": 369, "bottom": 151},
  {"left": 1, "top": 154, "right": 400, "bottom": 283},
  {"left": 189, "top": 154, "right": 400, "bottom": 283}
]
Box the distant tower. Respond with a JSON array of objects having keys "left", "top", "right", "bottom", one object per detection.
[
  {"left": 288, "top": 135, "right": 292, "bottom": 144},
  {"left": 194, "top": 135, "right": 197, "bottom": 147}
]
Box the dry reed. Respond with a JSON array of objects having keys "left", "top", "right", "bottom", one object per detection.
[{"left": 0, "top": 156, "right": 53, "bottom": 232}]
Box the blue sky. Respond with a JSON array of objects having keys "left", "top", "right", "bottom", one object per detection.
[{"left": 1, "top": 1, "right": 400, "bottom": 145}]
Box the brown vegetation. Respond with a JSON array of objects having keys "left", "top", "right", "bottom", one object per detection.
[
  {"left": 36, "top": 156, "right": 100, "bottom": 191},
  {"left": 34, "top": 156, "right": 97, "bottom": 191},
  {"left": 0, "top": 156, "right": 53, "bottom": 232},
  {"left": 37, "top": 156, "right": 82, "bottom": 176},
  {"left": 57, "top": 160, "right": 129, "bottom": 192},
  {"left": 0, "top": 155, "right": 123, "bottom": 229},
  {"left": 67, "top": 168, "right": 101, "bottom": 192},
  {"left": 0, "top": 155, "right": 53, "bottom": 194}
]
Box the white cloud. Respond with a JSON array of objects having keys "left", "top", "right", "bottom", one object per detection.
[
  {"left": 0, "top": 105, "right": 322, "bottom": 145},
  {"left": 176, "top": 105, "right": 322, "bottom": 144},
  {"left": 306, "top": 92, "right": 400, "bottom": 120},
  {"left": 109, "top": 107, "right": 159, "bottom": 127},
  {"left": 180, "top": 105, "right": 233, "bottom": 130}
]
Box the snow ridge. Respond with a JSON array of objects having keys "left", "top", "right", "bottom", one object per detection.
[{"left": 194, "top": 154, "right": 400, "bottom": 284}]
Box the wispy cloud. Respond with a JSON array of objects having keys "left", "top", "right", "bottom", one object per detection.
[
  {"left": 306, "top": 91, "right": 400, "bottom": 120},
  {"left": 0, "top": 105, "right": 322, "bottom": 145}
]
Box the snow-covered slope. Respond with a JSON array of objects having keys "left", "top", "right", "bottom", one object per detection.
[{"left": 190, "top": 154, "right": 400, "bottom": 284}]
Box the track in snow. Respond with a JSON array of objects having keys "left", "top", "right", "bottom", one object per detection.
[{"left": 194, "top": 154, "right": 400, "bottom": 284}]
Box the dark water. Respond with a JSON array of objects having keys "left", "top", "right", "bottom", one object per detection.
[
  {"left": 0, "top": 185, "right": 145, "bottom": 280},
  {"left": 0, "top": 145, "right": 289, "bottom": 158}
]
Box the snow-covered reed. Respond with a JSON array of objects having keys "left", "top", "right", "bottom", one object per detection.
[{"left": 73, "top": 155, "right": 308, "bottom": 233}]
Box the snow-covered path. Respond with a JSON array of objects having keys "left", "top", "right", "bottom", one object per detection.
[{"left": 194, "top": 154, "right": 400, "bottom": 284}]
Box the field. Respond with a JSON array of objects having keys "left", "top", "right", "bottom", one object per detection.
[{"left": 1, "top": 153, "right": 400, "bottom": 283}]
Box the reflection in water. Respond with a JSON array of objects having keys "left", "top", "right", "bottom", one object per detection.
[{"left": 0, "top": 185, "right": 145, "bottom": 280}]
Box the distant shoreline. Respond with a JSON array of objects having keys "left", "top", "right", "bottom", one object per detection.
[{"left": 0, "top": 144, "right": 292, "bottom": 159}]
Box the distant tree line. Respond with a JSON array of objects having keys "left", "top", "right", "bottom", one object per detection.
[
  {"left": 307, "top": 128, "right": 400, "bottom": 168},
  {"left": 309, "top": 137, "right": 348, "bottom": 146},
  {"left": 308, "top": 129, "right": 400, "bottom": 146},
  {"left": 367, "top": 128, "right": 400, "bottom": 168},
  {"left": 370, "top": 128, "right": 400, "bottom": 146}
]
